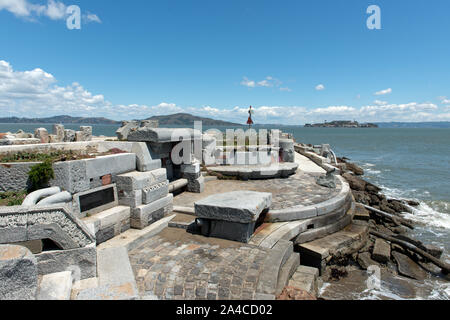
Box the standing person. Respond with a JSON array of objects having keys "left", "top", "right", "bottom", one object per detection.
[{"left": 247, "top": 106, "right": 254, "bottom": 128}]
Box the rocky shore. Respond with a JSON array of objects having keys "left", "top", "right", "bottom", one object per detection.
[{"left": 320, "top": 156, "right": 449, "bottom": 298}]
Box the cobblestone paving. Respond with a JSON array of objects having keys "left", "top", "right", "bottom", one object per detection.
[
  {"left": 174, "top": 171, "right": 341, "bottom": 210},
  {"left": 129, "top": 228, "right": 270, "bottom": 300}
]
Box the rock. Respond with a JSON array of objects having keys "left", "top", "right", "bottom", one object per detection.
[
  {"left": 345, "top": 162, "right": 364, "bottom": 176},
  {"left": 75, "top": 126, "right": 92, "bottom": 142},
  {"left": 316, "top": 173, "right": 336, "bottom": 189},
  {"left": 0, "top": 245, "right": 38, "bottom": 300},
  {"left": 343, "top": 173, "right": 366, "bottom": 191},
  {"left": 407, "top": 200, "right": 420, "bottom": 207},
  {"left": 276, "top": 286, "right": 316, "bottom": 300},
  {"left": 34, "top": 128, "right": 49, "bottom": 144},
  {"left": 187, "top": 176, "right": 205, "bottom": 193},
  {"left": 388, "top": 200, "right": 408, "bottom": 213},
  {"left": 15, "top": 129, "right": 33, "bottom": 139},
  {"left": 365, "top": 183, "right": 381, "bottom": 194},
  {"left": 116, "top": 121, "right": 140, "bottom": 141},
  {"left": 140, "top": 120, "right": 159, "bottom": 128},
  {"left": 352, "top": 191, "right": 371, "bottom": 205},
  {"left": 52, "top": 124, "right": 65, "bottom": 142},
  {"left": 372, "top": 239, "right": 391, "bottom": 263},
  {"left": 392, "top": 251, "right": 427, "bottom": 281},
  {"left": 63, "top": 129, "right": 76, "bottom": 142},
  {"left": 423, "top": 244, "right": 443, "bottom": 259},
  {"left": 357, "top": 252, "right": 378, "bottom": 270}
]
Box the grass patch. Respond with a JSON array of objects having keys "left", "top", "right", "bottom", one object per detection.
[
  {"left": 0, "top": 149, "right": 127, "bottom": 164},
  {"left": 0, "top": 191, "right": 27, "bottom": 206}
]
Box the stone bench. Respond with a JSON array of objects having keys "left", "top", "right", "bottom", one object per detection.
[{"left": 194, "top": 191, "right": 272, "bottom": 243}]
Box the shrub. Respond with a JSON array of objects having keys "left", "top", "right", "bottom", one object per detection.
[{"left": 28, "top": 160, "right": 55, "bottom": 191}]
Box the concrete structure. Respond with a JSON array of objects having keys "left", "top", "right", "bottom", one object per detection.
[{"left": 194, "top": 191, "right": 272, "bottom": 243}]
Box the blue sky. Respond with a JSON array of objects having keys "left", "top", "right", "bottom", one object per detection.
[{"left": 1, "top": 0, "right": 450, "bottom": 124}]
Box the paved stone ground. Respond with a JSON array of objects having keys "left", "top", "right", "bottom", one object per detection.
[
  {"left": 129, "top": 228, "right": 270, "bottom": 300},
  {"left": 174, "top": 170, "right": 341, "bottom": 210}
]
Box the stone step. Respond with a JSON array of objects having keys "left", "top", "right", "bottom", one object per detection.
[
  {"left": 168, "top": 213, "right": 196, "bottom": 230},
  {"left": 74, "top": 247, "right": 139, "bottom": 300},
  {"left": 82, "top": 206, "right": 131, "bottom": 245},
  {"left": 294, "top": 201, "right": 355, "bottom": 245},
  {"left": 255, "top": 239, "right": 293, "bottom": 298},
  {"left": 354, "top": 203, "right": 370, "bottom": 221},
  {"left": 97, "top": 214, "right": 176, "bottom": 252},
  {"left": 37, "top": 271, "right": 73, "bottom": 300},
  {"left": 297, "top": 223, "right": 369, "bottom": 275},
  {"left": 276, "top": 252, "right": 300, "bottom": 296},
  {"left": 288, "top": 266, "right": 320, "bottom": 296}
]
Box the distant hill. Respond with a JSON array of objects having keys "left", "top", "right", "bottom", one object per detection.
[
  {"left": 0, "top": 115, "right": 120, "bottom": 125},
  {"left": 146, "top": 113, "right": 242, "bottom": 126},
  {"left": 375, "top": 122, "right": 450, "bottom": 128},
  {"left": 304, "top": 120, "right": 378, "bottom": 128}
]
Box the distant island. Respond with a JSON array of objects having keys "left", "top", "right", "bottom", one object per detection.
[{"left": 304, "top": 120, "right": 378, "bottom": 128}]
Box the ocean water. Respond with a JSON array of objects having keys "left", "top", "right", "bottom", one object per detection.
[{"left": 1, "top": 123, "right": 449, "bottom": 298}]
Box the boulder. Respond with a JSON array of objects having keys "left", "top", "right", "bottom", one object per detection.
[
  {"left": 64, "top": 129, "right": 76, "bottom": 142},
  {"left": 75, "top": 126, "right": 92, "bottom": 142},
  {"left": 52, "top": 124, "right": 65, "bottom": 142},
  {"left": 372, "top": 239, "right": 391, "bottom": 263},
  {"left": 345, "top": 162, "right": 364, "bottom": 176},
  {"left": 343, "top": 173, "right": 366, "bottom": 191},
  {"left": 116, "top": 121, "right": 140, "bottom": 141},
  {"left": 0, "top": 245, "right": 38, "bottom": 300},
  {"left": 34, "top": 128, "right": 49, "bottom": 144},
  {"left": 357, "top": 252, "right": 378, "bottom": 270},
  {"left": 392, "top": 251, "right": 427, "bottom": 281}
]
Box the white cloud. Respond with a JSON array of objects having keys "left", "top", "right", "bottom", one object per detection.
[
  {"left": 240, "top": 77, "right": 256, "bottom": 88},
  {"left": 374, "top": 100, "right": 387, "bottom": 106},
  {"left": 83, "top": 12, "right": 101, "bottom": 24},
  {"left": 315, "top": 84, "right": 325, "bottom": 91},
  {"left": 0, "top": 0, "right": 101, "bottom": 23},
  {"left": 280, "top": 87, "right": 292, "bottom": 92},
  {"left": 374, "top": 88, "right": 392, "bottom": 95},
  {"left": 439, "top": 96, "right": 450, "bottom": 104},
  {"left": 1, "top": 60, "right": 450, "bottom": 124},
  {"left": 0, "top": 0, "right": 30, "bottom": 16},
  {"left": 241, "top": 76, "right": 282, "bottom": 89}
]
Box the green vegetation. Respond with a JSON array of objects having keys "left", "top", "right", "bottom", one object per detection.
[
  {"left": 0, "top": 191, "right": 27, "bottom": 206},
  {"left": 0, "top": 150, "right": 79, "bottom": 163},
  {"left": 28, "top": 160, "right": 55, "bottom": 191}
]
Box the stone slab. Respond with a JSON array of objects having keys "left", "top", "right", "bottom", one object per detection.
[
  {"left": 116, "top": 169, "right": 167, "bottom": 192},
  {"left": 0, "top": 245, "right": 38, "bottom": 300},
  {"left": 372, "top": 239, "right": 391, "bottom": 263},
  {"left": 142, "top": 180, "right": 169, "bottom": 204},
  {"left": 194, "top": 191, "right": 272, "bottom": 223},
  {"left": 392, "top": 251, "right": 427, "bottom": 281},
  {"left": 35, "top": 243, "right": 97, "bottom": 280},
  {"left": 131, "top": 193, "right": 174, "bottom": 229},
  {"left": 127, "top": 127, "right": 201, "bottom": 143},
  {"left": 85, "top": 153, "right": 136, "bottom": 179},
  {"left": 37, "top": 271, "right": 73, "bottom": 300}
]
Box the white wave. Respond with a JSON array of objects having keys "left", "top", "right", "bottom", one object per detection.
[{"left": 402, "top": 202, "right": 450, "bottom": 230}]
